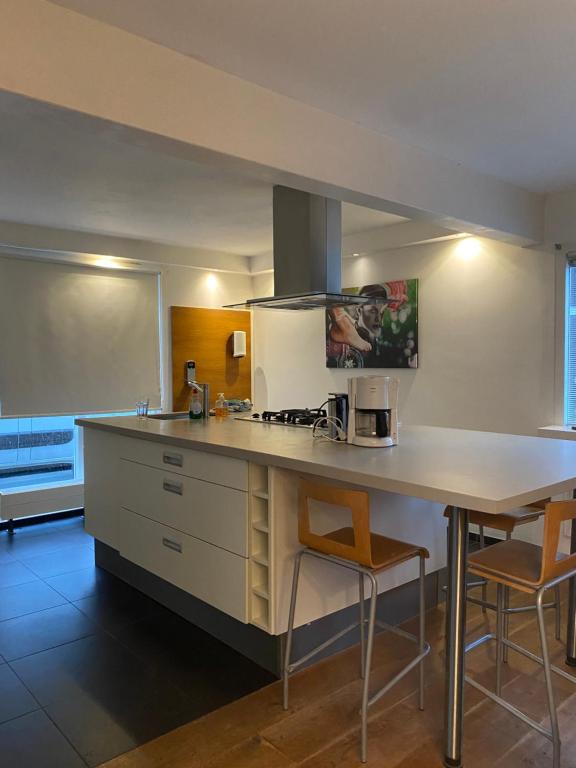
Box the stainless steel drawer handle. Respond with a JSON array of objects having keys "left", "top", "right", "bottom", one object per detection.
[
  {"left": 162, "top": 479, "right": 183, "bottom": 495},
  {"left": 163, "top": 451, "right": 183, "bottom": 467},
  {"left": 162, "top": 537, "right": 182, "bottom": 553}
]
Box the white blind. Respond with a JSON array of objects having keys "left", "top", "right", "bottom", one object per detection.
[
  {"left": 0, "top": 256, "right": 161, "bottom": 416},
  {"left": 566, "top": 261, "right": 576, "bottom": 424}
]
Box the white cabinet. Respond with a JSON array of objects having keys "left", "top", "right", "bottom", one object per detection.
[
  {"left": 118, "top": 507, "right": 248, "bottom": 622},
  {"left": 121, "top": 437, "right": 248, "bottom": 490},
  {"left": 120, "top": 459, "right": 248, "bottom": 556},
  {"left": 83, "top": 429, "right": 127, "bottom": 548},
  {"left": 84, "top": 429, "right": 251, "bottom": 623}
]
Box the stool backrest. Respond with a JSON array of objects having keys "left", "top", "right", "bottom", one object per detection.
[
  {"left": 540, "top": 500, "right": 576, "bottom": 583},
  {"left": 298, "top": 479, "right": 372, "bottom": 567}
]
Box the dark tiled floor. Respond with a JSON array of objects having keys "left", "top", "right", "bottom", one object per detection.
[{"left": 0, "top": 516, "right": 275, "bottom": 767}]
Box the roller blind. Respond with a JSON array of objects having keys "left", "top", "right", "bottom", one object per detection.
[
  {"left": 0, "top": 256, "right": 161, "bottom": 416},
  {"left": 566, "top": 260, "right": 576, "bottom": 424}
]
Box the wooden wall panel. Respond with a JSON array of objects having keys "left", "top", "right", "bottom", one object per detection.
[{"left": 171, "top": 307, "right": 252, "bottom": 412}]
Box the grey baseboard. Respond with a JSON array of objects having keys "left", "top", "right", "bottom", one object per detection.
[{"left": 95, "top": 540, "right": 439, "bottom": 677}]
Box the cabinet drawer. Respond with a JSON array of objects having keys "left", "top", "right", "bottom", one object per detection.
[
  {"left": 121, "top": 437, "right": 248, "bottom": 490},
  {"left": 120, "top": 460, "right": 248, "bottom": 556},
  {"left": 119, "top": 508, "right": 248, "bottom": 622}
]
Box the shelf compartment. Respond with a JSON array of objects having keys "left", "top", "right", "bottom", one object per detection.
[
  {"left": 249, "top": 464, "right": 269, "bottom": 495},
  {"left": 250, "top": 593, "right": 269, "bottom": 629},
  {"left": 252, "top": 520, "right": 269, "bottom": 534}
]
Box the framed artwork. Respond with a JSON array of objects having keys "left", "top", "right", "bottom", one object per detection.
[{"left": 326, "top": 279, "right": 418, "bottom": 369}]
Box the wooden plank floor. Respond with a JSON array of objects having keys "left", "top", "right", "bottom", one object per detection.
[{"left": 100, "top": 585, "right": 576, "bottom": 768}]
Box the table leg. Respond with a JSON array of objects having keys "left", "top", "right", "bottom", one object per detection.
[
  {"left": 566, "top": 517, "right": 576, "bottom": 667},
  {"left": 444, "top": 506, "right": 469, "bottom": 768}
]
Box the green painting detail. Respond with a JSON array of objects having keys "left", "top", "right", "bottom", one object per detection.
[{"left": 326, "top": 279, "right": 418, "bottom": 369}]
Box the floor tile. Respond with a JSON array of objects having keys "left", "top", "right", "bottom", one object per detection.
[
  {"left": 0, "top": 710, "right": 85, "bottom": 768},
  {"left": 13, "top": 634, "right": 200, "bottom": 766},
  {"left": 115, "top": 610, "right": 276, "bottom": 710},
  {"left": 0, "top": 528, "right": 86, "bottom": 561},
  {"left": 0, "top": 545, "right": 16, "bottom": 564},
  {"left": 47, "top": 687, "right": 196, "bottom": 767},
  {"left": 0, "top": 664, "right": 39, "bottom": 724},
  {"left": 0, "top": 580, "right": 68, "bottom": 621},
  {"left": 45, "top": 565, "right": 118, "bottom": 602},
  {"left": 21, "top": 544, "right": 94, "bottom": 579},
  {"left": 0, "top": 602, "right": 96, "bottom": 661},
  {"left": 0, "top": 559, "right": 38, "bottom": 588},
  {"left": 73, "top": 580, "right": 165, "bottom": 632}
]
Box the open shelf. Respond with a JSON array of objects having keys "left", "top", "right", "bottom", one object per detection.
[
  {"left": 248, "top": 463, "right": 273, "bottom": 632},
  {"left": 252, "top": 520, "right": 269, "bottom": 534},
  {"left": 252, "top": 552, "right": 269, "bottom": 567}
]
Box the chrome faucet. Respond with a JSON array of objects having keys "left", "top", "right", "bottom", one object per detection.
[{"left": 188, "top": 380, "right": 210, "bottom": 419}]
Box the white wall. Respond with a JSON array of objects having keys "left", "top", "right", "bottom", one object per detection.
[{"left": 252, "top": 237, "right": 556, "bottom": 436}]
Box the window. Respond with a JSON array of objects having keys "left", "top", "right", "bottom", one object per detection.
[
  {"left": 565, "top": 261, "right": 576, "bottom": 424},
  {"left": 0, "top": 411, "right": 138, "bottom": 492},
  {"left": 0, "top": 415, "right": 78, "bottom": 491}
]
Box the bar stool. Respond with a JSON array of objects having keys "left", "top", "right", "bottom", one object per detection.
[
  {"left": 283, "top": 480, "right": 430, "bottom": 763},
  {"left": 443, "top": 501, "right": 561, "bottom": 661},
  {"left": 465, "top": 500, "right": 576, "bottom": 768}
]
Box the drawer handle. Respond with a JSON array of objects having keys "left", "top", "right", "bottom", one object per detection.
[
  {"left": 162, "top": 537, "right": 182, "bottom": 553},
  {"left": 163, "top": 451, "right": 183, "bottom": 467},
  {"left": 162, "top": 479, "right": 183, "bottom": 495}
]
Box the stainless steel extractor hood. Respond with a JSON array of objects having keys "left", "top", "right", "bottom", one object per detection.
[{"left": 227, "top": 186, "right": 389, "bottom": 310}]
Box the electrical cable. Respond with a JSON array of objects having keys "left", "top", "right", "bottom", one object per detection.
[{"left": 312, "top": 416, "right": 347, "bottom": 442}]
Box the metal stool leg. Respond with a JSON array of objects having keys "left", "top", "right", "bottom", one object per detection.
[
  {"left": 419, "top": 555, "right": 426, "bottom": 711},
  {"left": 479, "top": 524, "right": 487, "bottom": 613},
  {"left": 283, "top": 550, "right": 304, "bottom": 711},
  {"left": 555, "top": 584, "right": 562, "bottom": 643},
  {"left": 496, "top": 583, "right": 504, "bottom": 697},
  {"left": 503, "top": 585, "right": 510, "bottom": 663},
  {"left": 536, "top": 588, "right": 561, "bottom": 768},
  {"left": 360, "top": 573, "right": 378, "bottom": 764},
  {"left": 359, "top": 572, "right": 366, "bottom": 678},
  {"left": 502, "top": 531, "right": 512, "bottom": 663}
]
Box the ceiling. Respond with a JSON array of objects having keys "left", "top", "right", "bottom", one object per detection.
[
  {"left": 0, "top": 91, "right": 406, "bottom": 255},
  {"left": 51, "top": 0, "right": 576, "bottom": 194}
]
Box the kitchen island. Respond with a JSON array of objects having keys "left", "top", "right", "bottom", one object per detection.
[{"left": 78, "top": 415, "right": 576, "bottom": 768}]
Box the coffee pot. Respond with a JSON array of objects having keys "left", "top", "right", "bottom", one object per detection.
[{"left": 347, "top": 376, "right": 399, "bottom": 448}]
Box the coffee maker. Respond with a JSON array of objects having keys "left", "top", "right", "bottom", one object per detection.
[{"left": 347, "top": 376, "right": 399, "bottom": 448}]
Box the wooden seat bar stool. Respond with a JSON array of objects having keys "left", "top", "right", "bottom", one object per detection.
[
  {"left": 443, "top": 501, "right": 561, "bottom": 661},
  {"left": 465, "top": 500, "right": 576, "bottom": 768},
  {"left": 283, "top": 480, "right": 430, "bottom": 763}
]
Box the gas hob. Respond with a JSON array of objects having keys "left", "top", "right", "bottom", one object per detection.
[{"left": 235, "top": 408, "right": 327, "bottom": 428}]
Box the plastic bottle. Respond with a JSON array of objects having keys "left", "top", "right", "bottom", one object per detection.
[
  {"left": 214, "top": 392, "right": 228, "bottom": 418},
  {"left": 189, "top": 389, "right": 203, "bottom": 420}
]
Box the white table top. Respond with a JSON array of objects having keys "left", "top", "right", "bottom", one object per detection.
[
  {"left": 539, "top": 425, "right": 576, "bottom": 441},
  {"left": 77, "top": 417, "right": 576, "bottom": 514}
]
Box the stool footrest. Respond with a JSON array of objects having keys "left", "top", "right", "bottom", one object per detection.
[
  {"left": 465, "top": 675, "right": 553, "bottom": 741},
  {"left": 286, "top": 621, "right": 359, "bottom": 673},
  {"left": 368, "top": 643, "right": 430, "bottom": 709},
  {"left": 466, "top": 596, "right": 558, "bottom": 613},
  {"left": 375, "top": 618, "right": 421, "bottom": 644}
]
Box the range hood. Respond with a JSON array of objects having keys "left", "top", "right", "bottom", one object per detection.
[{"left": 227, "top": 186, "right": 389, "bottom": 310}]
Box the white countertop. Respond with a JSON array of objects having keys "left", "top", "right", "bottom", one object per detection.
[
  {"left": 77, "top": 416, "right": 576, "bottom": 514},
  {"left": 538, "top": 425, "right": 576, "bottom": 441}
]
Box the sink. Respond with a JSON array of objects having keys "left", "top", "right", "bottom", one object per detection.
[{"left": 148, "top": 412, "right": 190, "bottom": 421}]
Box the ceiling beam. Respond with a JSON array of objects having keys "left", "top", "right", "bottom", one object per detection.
[
  {"left": 0, "top": 220, "right": 251, "bottom": 273},
  {"left": 0, "top": 0, "right": 543, "bottom": 245}
]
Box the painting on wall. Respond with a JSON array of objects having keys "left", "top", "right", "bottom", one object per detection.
[{"left": 326, "top": 279, "right": 418, "bottom": 369}]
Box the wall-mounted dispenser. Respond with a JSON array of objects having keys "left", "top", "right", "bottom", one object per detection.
[
  {"left": 231, "top": 331, "right": 247, "bottom": 358},
  {"left": 185, "top": 360, "right": 197, "bottom": 387}
]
